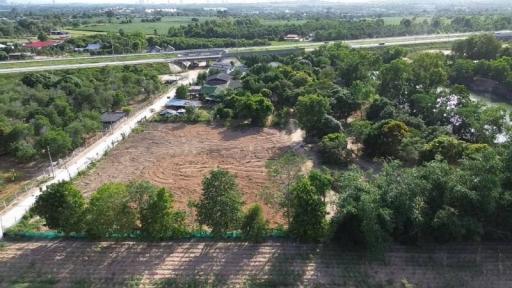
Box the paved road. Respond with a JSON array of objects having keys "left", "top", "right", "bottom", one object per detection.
[
  {"left": 0, "top": 70, "right": 202, "bottom": 238},
  {"left": 1, "top": 31, "right": 509, "bottom": 74}
]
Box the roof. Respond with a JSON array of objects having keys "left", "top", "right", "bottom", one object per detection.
[
  {"left": 85, "top": 43, "right": 102, "bottom": 50},
  {"left": 206, "top": 73, "right": 232, "bottom": 83},
  {"left": 100, "top": 112, "right": 126, "bottom": 123},
  {"left": 228, "top": 80, "right": 242, "bottom": 90},
  {"left": 23, "top": 40, "right": 60, "bottom": 49},
  {"left": 165, "top": 99, "right": 202, "bottom": 108},
  {"left": 160, "top": 109, "right": 179, "bottom": 116},
  {"left": 201, "top": 85, "right": 221, "bottom": 96},
  {"left": 268, "top": 61, "right": 282, "bottom": 68}
]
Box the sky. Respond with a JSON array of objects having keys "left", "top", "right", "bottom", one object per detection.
[
  {"left": 1, "top": 0, "right": 446, "bottom": 5},
  {"left": 4, "top": 0, "right": 506, "bottom": 5}
]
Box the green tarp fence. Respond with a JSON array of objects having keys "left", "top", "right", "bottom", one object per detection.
[{"left": 4, "top": 230, "right": 287, "bottom": 241}]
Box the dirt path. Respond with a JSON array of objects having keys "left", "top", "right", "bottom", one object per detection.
[{"left": 1, "top": 240, "right": 512, "bottom": 287}]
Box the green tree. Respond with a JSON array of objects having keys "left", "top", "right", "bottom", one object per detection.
[
  {"left": 452, "top": 34, "right": 502, "bottom": 60},
  {"left": 37, "top": 32, "right": 48, "bottom": 42},
  {"left": 318, "top": 133, "right": 351, "bottom": 166},
  {"left": 196, "top": 169, "right": 243, "bottom": 237},
  {"left": 379, "top": 59, "right": 412, "bottom": 103},
  {"left": 85, "top": 183, "right": 137, "bottom": 239},
  {"left": 364, "top": 120, "right": 410, "bottom": 158},
  {"left": 241, "top": 204, "right": 268, "bottom": 243},
  {"left": 37, "top": 129, "right": 72, "bottom": 158},
  {"left": 411, "top": 52, "right": 447, "bottom": 92},
  {"left": 420, "top": 135, "right": 466, "bottom": 164},
  {"left": 0, "top": 51, "right": 8, "bottom": 61},
  {"left": 308, "top": 169, "right": 333, "bottom": 202},
  {"left": 176, "top": 85, "right": 189, "bottom": 99},
  {"left": 295, "top": 95, "right": 330, "bottom": 138},
  {"left": 289, "top": 177, "right": 327, "bottom": 242},
  {"left": 234, "top": 95, "right": 274, "bottom": 126},
  {"left": 450, "top": 59, "right": 476, "bottom": 84},
  {"left": 266, "top": 151, "right": 306, "bottom": 226},
  {"left": 331, "top": 89, "right": 361, "bottom": 120},
  {"left": 33, "top": 181, "right": 85, "bottom": 235},
  {"left": 141, "top": 188, "right": 186, "bottom": 240}
]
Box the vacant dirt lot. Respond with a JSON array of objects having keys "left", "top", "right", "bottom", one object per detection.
[
  {"left": 75, "top": 123, "right": 298, "bottom": 225},
  {"left": 1, "top": 240, "right": 512, "bottom": 287}
]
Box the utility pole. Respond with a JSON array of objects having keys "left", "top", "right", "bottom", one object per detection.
[{"left": 47, "top": 146, "right": 55, "bottom": 178}]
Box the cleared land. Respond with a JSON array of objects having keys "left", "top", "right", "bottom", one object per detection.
[
  {"left": 1, "top": 240, "right": 512, "bottom": 287},
  {"left": 75, "top": 123, "right": 298, "bottom": 225}
]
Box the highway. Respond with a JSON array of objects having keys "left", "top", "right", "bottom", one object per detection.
[
  {"left": 0, "top": 31, "right": 508, "bottom": 74},
  {"left": 0, "top": 69, "right": 202, "bottom": 238}
]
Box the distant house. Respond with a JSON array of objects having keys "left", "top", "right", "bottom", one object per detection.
[
  {"left": 189, "top": 85, "right": 202, "bottom": 97},
  {"left": 8, "top": 52, "right": 34, "bottom": 60},
  {"left": 284, "top": 34, "right": 303, "bottom": 41},
  {"left": 268, "top": 61, "right": 282, "bottom": 68},
  {"left": 100, "top": 112, "right": 127, "bottom": 129},
  {"left": 85, "top": 43, "right": 102, "bottom": 52},
  {"left": 23, "top": 40, "right": 61, "bottom": 49},
  {"left": 50, "top": 31, "right": 70, "bottom": 38},
  {"left": 165, "top": 99, "right": 202, "bottom": 110},
  {"left": 201, "top": 85, "right": 223, "bottom": 98},
  {"left": 147, "top": 45, "right": 175, "bottom": 53},
  {"left": 206, "top": 73, "right": 232, "bottom": 86},
  {"left": 160, "top": 109, "right": 179, "bottom": 117},
  {"left": 210, "top": 62, "right": 234, "bottom": 74},
  {"left": 228, "top": 80, "right": 242, "bottom": 90}
]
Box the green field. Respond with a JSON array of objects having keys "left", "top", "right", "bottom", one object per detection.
[
  {"left": 69, "top": 16, "right": 215, "bottom": 35},
  {"left": 68, "top": 16, "right": 311, "bottom": 36}
]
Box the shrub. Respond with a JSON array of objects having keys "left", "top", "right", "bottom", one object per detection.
[
  {"left": 241, "top": 204, "right": 268, "bottom": 243},
  {"left": 33, "top": 181, "right": 86, "bottom": 235},
  {"left": 318, "top": 133, "right": 351, "bottom": 166},
  {"left": 85, "top": 183, "right": 137, "bottom": 239}
]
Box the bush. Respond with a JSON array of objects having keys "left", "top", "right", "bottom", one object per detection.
[
  {"left": 33, "top": 181, "right": 86, "bottom": 235},
  {"left": 289, "top": 177, "right": 327, "bottom": 242},
  {"left": 318, "top": 133, "right": 351, "bottom": 166},
  {"left": 122, "top": 106, "right": 132, "bottom": 114},
  {"left": 140, "top": 187, "right": 187, "bottom": 240},
  {"left": 85, "top": 183, "right": 137, "bottom": 239},
  {"left": 241, "top": 204, "right": 268, "bottom": 243}
]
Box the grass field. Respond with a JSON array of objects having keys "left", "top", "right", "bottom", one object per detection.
[
  {"left": 68, "top": 16, "right": 310, "bottom": 36},
  {"left": 69, "top": 16, "right": 216, "bottom": 35}
]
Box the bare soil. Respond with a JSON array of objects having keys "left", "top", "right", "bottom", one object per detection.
[
  {"left": 75, "top": 123, "right": 298, "bottom": 225},
  {"left": 1, "top": 240, "right": 512, "bottom": 287}
]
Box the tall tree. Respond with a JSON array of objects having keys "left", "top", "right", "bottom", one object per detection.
[
  {"left": 33, "top": 181, "right": 85, "bottom": 235},
  {"left": 289, "top": 177, "right": 327, "bottom": 242},
  {"left": 266, "top": 151, "right": 306, "bottom": 226},
  {"left": 196, "top": 169, "right": 243, "bottom": 237}
]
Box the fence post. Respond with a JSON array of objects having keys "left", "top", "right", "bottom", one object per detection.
[{"left": 0, "top": 216, "right": 3, "bottom": 239}]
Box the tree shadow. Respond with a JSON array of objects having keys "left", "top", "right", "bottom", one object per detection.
[
  {"left": 218, "top": 126, "right": 264, "bottom": 142},
  {"left": 0, "top": 239, "right": 177, "bottom": 287}
]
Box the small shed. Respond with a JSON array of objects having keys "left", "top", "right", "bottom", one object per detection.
[
  {"left": 100, "top": 112, "right": 127, "bottom": 129},
  {"left": 206, "top": 73, "right": 232, "bottom": 86},
  {"left": 165, "top": 99, "right": 203, "bottom": 110}
]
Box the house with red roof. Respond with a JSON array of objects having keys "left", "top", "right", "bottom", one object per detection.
[{"left": 23, "top": 40, "right": 62, "bottom": 49}]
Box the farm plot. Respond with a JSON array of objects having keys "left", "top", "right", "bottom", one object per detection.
[{"left": 75, "top": 123, "right": 299, "bottom": 225}]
